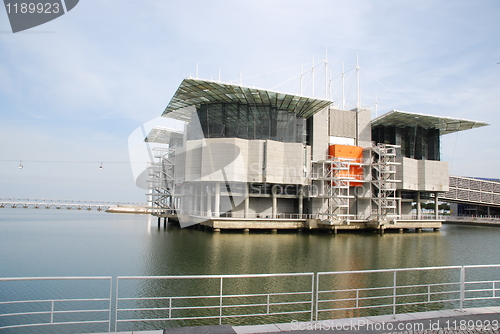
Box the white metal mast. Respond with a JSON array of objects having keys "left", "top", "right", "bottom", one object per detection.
[
  {"left": 356, "top": 53, "right": 361, "bottom": 110},
  {"left": 341, "top": 61, "right": 345, "bottom": 110},
  {"left": 329, "top": 67, "right": 333, "bottom": 102}
]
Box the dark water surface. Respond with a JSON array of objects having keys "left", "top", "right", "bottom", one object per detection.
[
  {"left": 1, "top": 210, "right": 499, "bottom": 277},
  {"left": 1, "top": 209, "right": 499, "bottom": 332}
]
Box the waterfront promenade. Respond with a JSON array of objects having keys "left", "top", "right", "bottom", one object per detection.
[{"left": 91, "top": 307, "right": 500, "bottom": 333}]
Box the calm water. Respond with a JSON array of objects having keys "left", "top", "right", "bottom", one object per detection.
[{"left": 1, "top": 209, "right": 499, "bottom": 332}]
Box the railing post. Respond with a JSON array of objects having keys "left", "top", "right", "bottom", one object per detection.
[
  {"left": 219, "top": 277, "right": 223, "bottom": 325},
  {"left": 308, "top": 273, "right": 313, "bottom": 322},
  {"left": 315, "top": 273, "right": 319, "bottom": 321},
  {"left": 459, "top": 266, "right": 465, "bottom": 312},
  {"left": 392, "top": 271, "right": 397, "bottom": 317},
  {"left": 266, "top": 294, "right": 270, "bottom": 314},
  {"left": 115, "top": 278, "right": 119, "bottom": 332},
  {"left": 108, "top": 277, "right": 113, "bottom": 333},
  {"left": 169, "top": 297, "right": 172, "bottom": 318},
  {"left": 50, "top": 300, "right": 55, "bottom": 324}
]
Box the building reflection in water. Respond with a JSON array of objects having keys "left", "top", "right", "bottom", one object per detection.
[{"left": 126, "top": 225, "right": 453, "bottom": 329}]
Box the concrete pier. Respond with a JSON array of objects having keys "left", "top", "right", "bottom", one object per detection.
[{"left": 197, "top": 217, "right": 442, "bottom": 233}]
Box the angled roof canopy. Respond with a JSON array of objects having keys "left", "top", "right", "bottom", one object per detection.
[
  {"left": 144, "top": 127, "right": 184, "bottom": 144},
  {"left": 162, "top": 78, "right": 333, "bottom": 121},
  {"left": 372, "top": 110, "right": 489, "bottom": 135}
]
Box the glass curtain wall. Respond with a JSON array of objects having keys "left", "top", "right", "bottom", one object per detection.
[
  {"left": 372, "top": 125, "right": 440, "bottom": 161},
  {"left": 188, "top": 102, "right": 306, "bottom": 143}
]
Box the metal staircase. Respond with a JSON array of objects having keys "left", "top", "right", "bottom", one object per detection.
[
  {"left": 148, "top": 147, "right": 176, "bottom": 215},
  {"left": 313, "top": 157, "right": 356, "bottom": 223},
  {"left": 370, "top": 144, "right": 400, "bottom": 221}
]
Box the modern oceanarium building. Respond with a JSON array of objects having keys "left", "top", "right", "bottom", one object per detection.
[{"left": 145, "top": 77, "right": 488, "bottom": 232}]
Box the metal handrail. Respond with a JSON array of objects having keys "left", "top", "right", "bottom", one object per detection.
[
  {"left": 315, "top": 265, "right": 500, "bottom": 321},
  {"left": 1, "top": 266, "right": 500, "bottom": 332},
  {"left": 115, "top": 273, "right": 315, "bottom": 332},
  {"left": 0, "top": 276, "right": 113, "bottom": 332}
]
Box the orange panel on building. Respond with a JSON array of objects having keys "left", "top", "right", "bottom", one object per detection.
[{"left": 328, "top": 144, "right": 364, "bottom": 186}]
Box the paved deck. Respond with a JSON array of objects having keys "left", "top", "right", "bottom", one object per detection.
[{"left": 98, "top": 307, "right": 500, "bottom": 333}]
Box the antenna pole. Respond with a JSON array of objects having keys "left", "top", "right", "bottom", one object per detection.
[
  {"left": 341, "top": 61, "right": 345, "bottom": 110},
  {"left": 329, "top": 68, "right": 333, "bottom": 102},
  {"left": 356, "top": 53, "right": 360, "bottom": 110}
]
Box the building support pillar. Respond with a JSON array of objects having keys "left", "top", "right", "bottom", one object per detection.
[
  {"left": 179, "top": 186, "right": 185, "bottom": 214},
  {"left": 416, "top": 191, "right": 422, "bottom": 220},
  {"left": 298, "top": 186, "right": 303, "bottom": 218},
  {"left": 190, "top": 185, "right": 195, "bottom": 214},
  {"left": 194, "top": 184, "right": 199, "bottom": 215},
  {"left": 434, "top": 192, "right": 439, "bottom": 219},
  {"left": 272, "top": 189, "right": 278, "bottom": 219},
  {"left": 244, "top": 184, "right": 249, "bottom": 218},
  {"left": 199, "top": 184, "right": 205, "bottom": 215},
  {"left": 397, "top": 190, "right": 402, "bottom": 218},
  {"left": 207, "top": 185, "right": 212, "bottom": 217},
  {"left": 214, "top": 182, "right": 220, "bottom": 218}
]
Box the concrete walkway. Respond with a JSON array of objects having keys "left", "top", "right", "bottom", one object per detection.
[{"left": 100, "top": 307, "right": 500, "bottom": 334}]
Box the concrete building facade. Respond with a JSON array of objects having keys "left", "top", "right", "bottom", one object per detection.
[{"left": 146, "top": 78, "right": 488, "bottom": 231}]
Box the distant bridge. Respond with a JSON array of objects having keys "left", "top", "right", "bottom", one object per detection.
[
  {"left": 0, "top": 198, "right": 147, "bottom": 211},
  {"left": 2, "top": 175, "right": 499, "bottom": 214}
]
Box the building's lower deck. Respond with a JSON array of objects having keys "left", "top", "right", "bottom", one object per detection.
[{"left": 183, "top": 216, "right": 442, "bottom": 233}]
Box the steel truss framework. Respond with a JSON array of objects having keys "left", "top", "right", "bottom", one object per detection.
[
  {"left": 370, "top": 144, "right": 400, "bottom": 221},
  {"left": 313, "top": 143, "right": 401, "bottom": 223},
  {"left": 314, "top": 158, "right": 355, "bottom": 221},
  {"left": 148, "top": 147, "right": 176, "bottom": 215}
]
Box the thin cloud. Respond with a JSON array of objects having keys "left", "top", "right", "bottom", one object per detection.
[{"left": 0, "top": 0, "right": 499, "bottom": 201}]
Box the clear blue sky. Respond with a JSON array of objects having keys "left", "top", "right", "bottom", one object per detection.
[{"left": 1, "top": 0, "right": 499, "bottom": 202}]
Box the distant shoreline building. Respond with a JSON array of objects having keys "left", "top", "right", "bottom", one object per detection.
[{"left": 145, "top": 77, "right": 488, "bottom": 232}]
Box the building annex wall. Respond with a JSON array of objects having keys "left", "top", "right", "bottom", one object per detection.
[
  {"left": 396, "top": 157, "right": 449, "bottom": 191},
  {"left": 264, "top": 140, "right": 309, "bottom": 185},
  {"left": 311, "top": 107, "right": 329, "bottom": 161},
  {"left": 327, "top": 108, "right": 372, "bottom": 148},
  {"left": 178, "top": 137, "right": 310, "bottom": 185},
  {"left": 356, "top": 108, "right": 372, "bottom": 148},
  {"left": 329, "top": 109, "right": 356, "bottom": 139}
]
